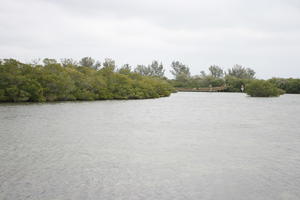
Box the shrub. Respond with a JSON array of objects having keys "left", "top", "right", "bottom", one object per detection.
[
  {"left": 0, "top": 59, "right": 174, "bottom": 102},
  {"left": 268, "top": 78, "right": 300, "bottom": 94},
  {"left": 245, "top": 80, "right": 285, "bottom": 97}
]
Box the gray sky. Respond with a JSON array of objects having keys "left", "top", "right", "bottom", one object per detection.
[{"left": 1, "top": 0, "right": 300, "bottom": 78}]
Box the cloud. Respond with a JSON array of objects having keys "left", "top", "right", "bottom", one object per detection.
[{"left": 0, "top": 0, "right": 300, "bottom": 78}]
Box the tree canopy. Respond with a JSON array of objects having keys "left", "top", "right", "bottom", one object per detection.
[
  {"left": 209, "top": 65, "right": 224, "bottom": 78},
  {"left": 0, "top": 58, "right": 174, "bottom": 102},
  {"left": 1, "top": 57, "right": 299, "bottom": 102},
  {"left": 79, "top": 57, "right": 101, "bottom": 69},
  {"left": 134, "top": 60, "right": 165, "bottom": 78},
  {"left": 227, "top": 65, "right": 256, "bottom": 79}
]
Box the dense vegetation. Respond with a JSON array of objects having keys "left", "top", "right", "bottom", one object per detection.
[
  {"left": 268, "top": 78, "right": 300, "bottom": 94},
  {"left": 245, "top": 80, "right": 285, "bottom": 97},
  {"left": 1, "top": 57, "right": 299, "bottom": 102},
  {"left": 169, "top": 63, "right": 300, "bottom": 96},
  {"left": 169, "top": 63, "right": 256, "bottom": 92},
  {"left": 0, "top": 58, "right": 173, "bottom": 102}
]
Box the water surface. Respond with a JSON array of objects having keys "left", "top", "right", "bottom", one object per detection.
[{"left": 0, "top": 93, "right": 300, "bottom": 200}]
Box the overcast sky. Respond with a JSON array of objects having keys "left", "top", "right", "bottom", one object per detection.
[{"left": 1, "top": 0, "right": 300, "bottom": 78}]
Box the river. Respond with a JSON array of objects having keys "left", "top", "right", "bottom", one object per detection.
[{"left": 0, "top": 92, "right": 300, "bottom": 200}]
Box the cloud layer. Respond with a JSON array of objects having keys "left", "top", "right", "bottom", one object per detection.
[{"left": 1, "top": 0, "right": 300, "bottom": 78}]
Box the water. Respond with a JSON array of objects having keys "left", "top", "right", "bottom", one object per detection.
[{"left": 0, "top": 92, "right": 300, "bottom": 200}]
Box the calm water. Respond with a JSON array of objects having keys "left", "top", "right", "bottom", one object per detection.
[{"left": 0, "top": 92, "right": 300, "bottom": 200}]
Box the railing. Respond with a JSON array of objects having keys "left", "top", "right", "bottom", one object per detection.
[{"left": 176, "top": 86, "right": 227, "bottom": 92}]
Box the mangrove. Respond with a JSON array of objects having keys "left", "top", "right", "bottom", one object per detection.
[{"left": 0, "top": 58, "right": 174, "bottom": 102}]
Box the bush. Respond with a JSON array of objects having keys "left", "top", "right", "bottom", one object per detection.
[
  {"left": 0, "top": 59, "right": 174, "bottom": 102},
  {"left": 268, "top": 78, "right": 300, "bottom": 94},
  {"left": 245, "top": 80, "right": 285, "bottom": 97},
  {"left": 224, "top": 76, "right": 250, "bottom": 92}
]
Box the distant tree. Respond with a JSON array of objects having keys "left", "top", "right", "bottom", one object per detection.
[
  {"left": 79, "top": 57, "right": 100, "bottom": 70},
  {"left": 228, "top": 65, "right": 255, "bottom": 79},
  {"left": 94, "top": 61, "right": 101, "bottom": 70},
  {"left": 118, "top": 64, "right": 131, "bottom": 74},
  {"left": 209, "top": 65, "right": 224, "bottom": 78},
  {"left": 134, "top": 65, "right": 151, "bottom": 76},
  {"left": 61, "top": 58, "right": 78, "bottom": 67},
  {"left": 170, "top": 61, "right": 190, "bottom": 82},
  {"left": 149, "top": 60, "right": 165, "bottom": 78},
  {"left": 1, "top": 59, "right": 22, "bottom": 69},
  {"left": 200, "top": 70, "right": 206, "bottom": 77},
  {"left": 31, "top": 58, "right": 41, "bottom": 66},
  {"left": 102, "top": 58, "right": 115, "bottom": 72},
  {"left": 134, "top": 61, "right": 165, "bottom": 78},
  {"left": 79, "top": 57, "right": 94, "bottom": 68},
  {"left": 43, "top": 58, "right": 57, "bottom": 65}
]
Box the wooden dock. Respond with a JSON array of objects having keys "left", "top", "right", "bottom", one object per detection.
[{"left": 176, "top": 86, "right": 227, "bottom": 92}]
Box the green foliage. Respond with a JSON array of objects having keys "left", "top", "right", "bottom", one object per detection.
[
  {"left": 209, "top": 65, "right": 224, "bottom": 78},
  {"left": 134, "top": 60, "right": 165, "bottom": 78},
  {"left": 169, "top": 63, "right": 257, "bottom": 91},
  {"left": 61, "top": 58, "right": 78, "bottom": 67},
  {"left": 134, "top": 65, "right": 150, "bottom": 76},
  {"left": 43, "top": 58, "right": 57, "bottom": 65},
  {"left": 245, "top": 80, "right": 285, "bottom": 97},
  {"left": 268, "top": 78, "right": 300, "bottom": 94},
  {"left": 149, "top": 61, "right": 165, "bottom": 77},
  {"left": 0, "top": 59, "right": 174, "bottom": 102},
  {"left": 79, "top": 57, "right": 101, "bottom": 69},
  {"left": 169, "top": 62, "right": 226, "bottom": 89},
  {"left": 170, "top": 63, "right": 255, "bottom": 90},
  {"left": 224, "top": 76, "right": 249, "bottom": 92},
  {"left": 0, "top": 89, "right": 8, "bottom": 101},
  {"left": 228, "top": 65, "right": 255, "bottom": 79},
  {"left": 118, "top": 64, "right": 132, "bottom": 75},
  {"left": 170, "top": 61, "right": 190, "bottom": 83},
  {"left": 102, "top": 58, "right": 115, "bottom": 72}
]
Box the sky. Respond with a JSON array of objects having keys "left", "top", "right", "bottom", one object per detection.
[{"left": 1, "top": 0, "right": 300, "bottom": 78}]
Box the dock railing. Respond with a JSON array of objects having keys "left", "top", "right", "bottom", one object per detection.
[{"left": 176, "top": 85, "right": 227, "bottom": 92}]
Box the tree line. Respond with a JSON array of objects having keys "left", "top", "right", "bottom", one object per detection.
[
  {"left": 168, "top": 62, "right": 300, "bottom": 94},
  {"left": 1, "top": 57, "right": 299, "bottom": 102},
  {"left": 0, "top": 58, "right": 173, "bottom": 102},
  {"left": 169, "top": 63, "right": 255, "bottom": 91}
]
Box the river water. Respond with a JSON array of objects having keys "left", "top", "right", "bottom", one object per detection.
[{"left": 0, "top": 92, "right": 300, "bottom": 200}]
